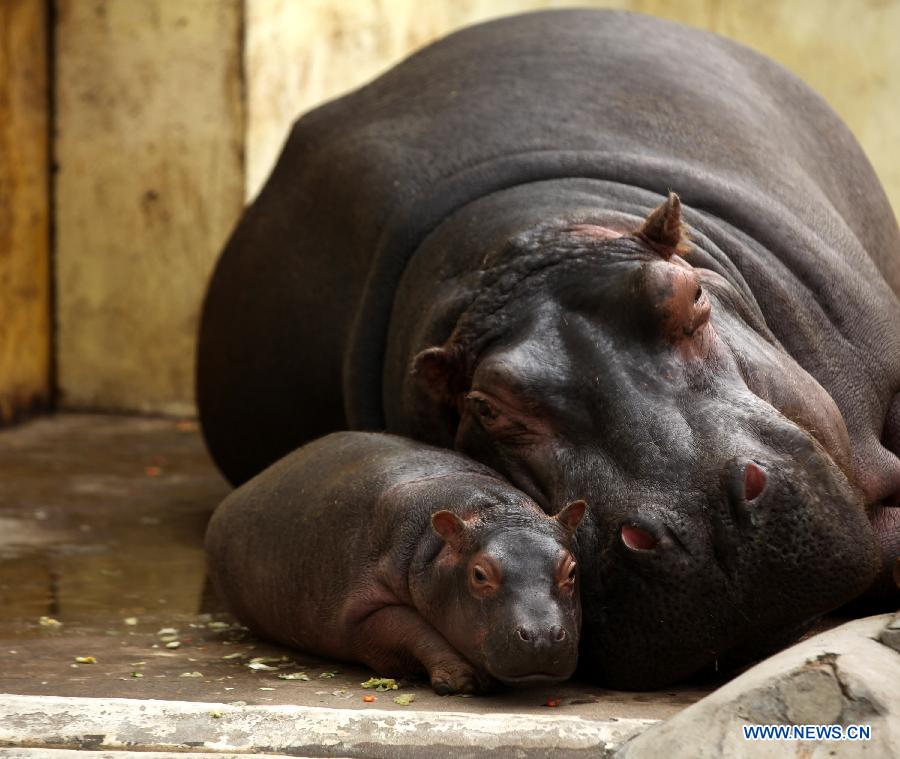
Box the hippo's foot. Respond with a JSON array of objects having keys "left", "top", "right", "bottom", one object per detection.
[
  {"left": 355, "top": 604, "right": 494, "bottom": 695},
  {"left": 428, "top": 660, "right": 494, "bottom": 695}
]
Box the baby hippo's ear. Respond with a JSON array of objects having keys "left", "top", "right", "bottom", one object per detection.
[
  {"left": 431, "top": 510, "right": 467, "bottom": 550},
  {"left": 555, "top": 500, "right": 587, "bottom": 534}
]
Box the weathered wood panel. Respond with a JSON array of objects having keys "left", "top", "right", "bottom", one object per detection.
[
  {"left": 49, "top": 0, "right": 896, "bottom": 417},
  {"left": 0, "top": 0, "right": 51, "bottom": 425},
  {"left": 55, "top": 0, "right": 244, "bottom": 416},
  {"left": 246, "top": 0, "right": 900, "bottom": 217}
]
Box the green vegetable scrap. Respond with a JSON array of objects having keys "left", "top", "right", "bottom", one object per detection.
[
  {"left": 131, "top": 672, "right": 144, "bottom": 678},
  {"left": 247, "top": 661, "right": 278, "bottom": 671},
  {"left": 221, "top": 652, "right": 243, "bottom": 660},
  {"left": 74, "top": 656, "right": 96, "bottom": 664},
  {"left": 393, "top": 693, "right": 415, "bottom": 706},
  {"left": 319, "top": 670, "right": 340, "bottom": 679},
  {"left": 180, "top": 671, "right": 203, "bottom": 678},
  {"left": 361, "top": 677, "right": 398, "bottom": 691},
  {"left": 278, "top": 672, "right": 311, "bottom": 681},
  {"left": 39, "top": 616, "right": 62, "bottom": 628}
]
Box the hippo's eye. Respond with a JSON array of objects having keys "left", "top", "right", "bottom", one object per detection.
[
  {"left": 469, "top": 561, "right": 500, "bottom": 596},
  {"left": 472, "top": 397, "right": 497, "bottom": 422},
  {"left": 694, "top": 285, "right": 703, "bottom": 303},
  {"left": 567, "top": 564, "right": 577, "bottom": 581}
]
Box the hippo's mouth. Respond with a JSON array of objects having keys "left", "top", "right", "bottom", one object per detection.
[{"left": 490, "top": 671, "right": 570, "bottom": 686}]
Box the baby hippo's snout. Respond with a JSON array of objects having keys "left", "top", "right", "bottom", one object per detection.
[
  {"left": 428, "top": 498, "right": 586, "bottom": 691},
  {"left": 517, "top": 623, "right": 568, "bottom": 644},
  {"left": 490, "top": 615, "right": 580, "bottom": 685},
  {"left": 470, "top": 511, "right": 584, "bottom": 687}
]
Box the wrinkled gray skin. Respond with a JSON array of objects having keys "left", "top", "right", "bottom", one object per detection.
[
  {"left": 205, "top": 432, "right": 585, "bottom": 693},
  {"left": 197, "top": 10, "right": 899, "bottom": 687}
]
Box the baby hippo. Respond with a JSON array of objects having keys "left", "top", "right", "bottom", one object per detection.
[{"left": 205, "top": 431, "right": 585, "bottom": 694}]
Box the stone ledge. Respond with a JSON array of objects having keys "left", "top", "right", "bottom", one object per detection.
[
  {"left": 0, "top": 693, "right": 656, "bottom": 758},
  {"left": 616, "top": 614, "right": 900, "bottom": 758},
  {"left": 0, "top": 752, "right": 311, "bottom": 759}
]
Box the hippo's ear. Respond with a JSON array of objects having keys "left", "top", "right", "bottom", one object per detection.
[
  {"left": 431, "top": 510, "right": 467, "bottom": 549},
  {"left": 555, "top": 500, "right": 587, "bottom": 534},
  {"left": 635, "top": 192, "right": 687, "bottom": 255},
  {"left": 412, "top": 345, "right": 466, "bottom": 403},
  {"left": 408, "top": 344, "right": 469, "bottom": 447}
]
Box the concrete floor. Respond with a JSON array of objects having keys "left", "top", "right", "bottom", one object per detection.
[{"left": 0, "top": 414, "right": 721, "bottom": 756}]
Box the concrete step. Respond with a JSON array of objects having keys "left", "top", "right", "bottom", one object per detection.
[{"left": 0, "top": 692, "right": 655, "bottom": 758}]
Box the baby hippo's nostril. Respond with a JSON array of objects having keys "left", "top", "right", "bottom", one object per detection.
[
  {"left": 552, "top": 625, "right": 566, "bottom": 643},
  {"left": 516, "top": 626, "right": 530, "bottom": 642},
  {"left": 744, "top": 462, "right": 767, "bottom": 501}
]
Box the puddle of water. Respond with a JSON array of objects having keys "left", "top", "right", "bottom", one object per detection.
[
  {"left": 0, "top": 509, "right": 221, "bottom": 638},
  {"left": 0, "top": 414, "right": 230, "bottom": 640}
]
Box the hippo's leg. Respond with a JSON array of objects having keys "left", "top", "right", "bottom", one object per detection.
[
  {"left": 869, "top": 505, "right": 900, "bottom": 604},
  {"left": 353, "top": 606, "right": 493, "bottom": 695},
  {"left": 866, "top": 394, "right": 900, "bottom": 605}
]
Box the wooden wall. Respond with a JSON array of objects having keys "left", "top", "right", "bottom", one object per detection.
[
  {"left": 246, "top": 0, "right": 900, "bottom": 211},
  {"left": 0, "top": 0, "right": 51, "bottom": 425},
  {"left": 1, "top": 1, "right": 897, "bottom": 421},
  {"left": 54, "top": 0, "right": 244, "bottom": 417}
]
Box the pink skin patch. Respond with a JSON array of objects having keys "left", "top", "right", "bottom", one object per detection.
[
  {"left": 566, "top": 224, "right": 626, "bottom": 242},
  {"left": 744, "top": 462, "right": 767, "bottom": 502},
  {"left": 621, "top": 524, "right": 659, "bottom": 551}
]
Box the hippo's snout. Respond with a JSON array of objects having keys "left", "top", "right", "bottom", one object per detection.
[
  {"left": 516, "top": 623, "right": 567, "bottom": 644},
  {"left": 486, "top": 617, "right": 579, "bottom": 685}
]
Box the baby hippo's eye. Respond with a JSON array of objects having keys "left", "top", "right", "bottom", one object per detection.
[{"left": 468, "top": 557, "right": 501, "bottom": 596}]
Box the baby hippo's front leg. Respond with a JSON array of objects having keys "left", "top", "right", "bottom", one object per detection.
[{"left": 354, "top": 605, "right": 494, "bottom": 695}]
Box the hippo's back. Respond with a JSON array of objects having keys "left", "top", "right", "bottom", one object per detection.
[
  {"left": 197, "top": 9, "right": 899, "bottom": 486},
  {"left": 204, "top": 431, "right": 501, "bottom": 648}
]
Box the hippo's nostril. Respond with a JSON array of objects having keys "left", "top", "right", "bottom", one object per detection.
[
  {"left": 517, "top": 626, "right": 530, "bottom": 642},
  {"left": 552, "top": 626, "right": 566, "bottom": 642},
  {"left": 621, "top": 524, "right": 659, "bottom": 551},
  {"left": 744, "top": 462, "right": 767, "bottom": 501}
]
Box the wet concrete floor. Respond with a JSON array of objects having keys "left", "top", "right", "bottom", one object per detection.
[{"left": 0, "top": 413, "right": 717, "bottom": 720}]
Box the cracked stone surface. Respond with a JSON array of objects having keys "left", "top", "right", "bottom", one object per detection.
[
  {"left": 616, "top": 614, "right": 900, "bottom": 758},
  {"left": 878, "top": 610, "right": 900, "bottom": 653}
]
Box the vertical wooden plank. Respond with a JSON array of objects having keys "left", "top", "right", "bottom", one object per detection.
[
  {"left": 0, "top": 0, "right": 51, "bottom": 425},
  {"left": 55, "top": 0, "right": 244, "bottom": 416},
  {"left": 242, "top": 0, "right": 687, "bottom": 202}
]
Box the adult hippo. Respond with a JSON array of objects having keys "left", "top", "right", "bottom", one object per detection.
[{"left": 197, "top": 10, "right": 899, "bottom": 688}]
